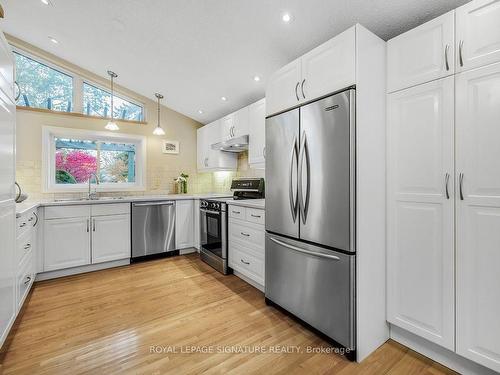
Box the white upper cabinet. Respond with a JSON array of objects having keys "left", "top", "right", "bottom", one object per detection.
[
  {"left": 387, "top": 76, "right": 455, "bottom": 350},
  {"left": 266, "top": 26, "right": 357, "bottom": 116},
  {"left": 91, "top": 214, "right": 130, "bottom": 264},
  {"left": 456, "top": 0, "right": 500, "bottom": 72},
  {"left": 197, "top": 120, "right": 237, "bottom": 172},
  {"left": 221, "top": 107, "right": 249, "bottom": 140},
  {"left": 456, "top": 62, "right": 500, "bottom": 372},
  {"left": 301, "top": 27, "right": 356, "bottom": 100},
  {"left": 265, "top": 59, "right": 302, "bottom": 116},
  {"left": 248, "top": 98, "right": 266, "bottom": 168},
  {"left": 387, "top": 11, "right": 455, "bottom": 93},
  {"left": 175, "top": 199, "right": 194, "bottom": 249}
]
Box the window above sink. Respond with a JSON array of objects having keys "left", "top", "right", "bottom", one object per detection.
[{"left": 42, "top": 126, "right": 146, "bottom": 193}]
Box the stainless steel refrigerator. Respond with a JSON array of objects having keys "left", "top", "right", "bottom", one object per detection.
[{"left": 265, "top": 89, "right": 356, "bottom": 351}]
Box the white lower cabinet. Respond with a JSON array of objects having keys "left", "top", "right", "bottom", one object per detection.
[
  {"left": 228, "top": 205, "right": 265, "bottom": 289},
  {"left": 44, "top": 216, "right": 91, "bottom": 271},
  {"left": 91, "top": 214, "right": 130, "bottom": 264},
  {"left": 43, "top": 203, "right": 131, "bottom": 273},
  {"left": 175, "top": 199, "right": 194, "bottom": 249}
]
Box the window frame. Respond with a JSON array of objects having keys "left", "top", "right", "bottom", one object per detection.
[
  {"left": 42, "top": 126, "right": 147, "bottom": 192},
  {"left": 13, "top": 47, "right": 75, "bottom": 112},
  {"left": 82, "top": 80, "right": 144, "bottom": 121},
  {"left": 12, "top": 45, "right": 146, "bottom": 122}
]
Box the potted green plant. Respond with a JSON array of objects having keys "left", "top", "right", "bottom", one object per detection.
[{"left": 174, "top": 173, "right": 189, "bottom": 194}]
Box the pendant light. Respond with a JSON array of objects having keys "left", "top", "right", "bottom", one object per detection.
[
  {"left": 153, "top": 93, "right": 166, "bottom": 136},
  {"left": 105, "top": 70, "right": 119, "bottom": 131}
]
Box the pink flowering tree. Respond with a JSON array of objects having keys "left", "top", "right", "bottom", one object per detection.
[{"left": 55, "top": 150, "right": 98, "bottom": 183}]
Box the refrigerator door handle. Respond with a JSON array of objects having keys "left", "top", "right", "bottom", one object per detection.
[
  {"left": 269, "top": 237, "right": 340, "bottom": 261},
  {"left": 289, "top": 135, "right": 299, "bottom": 222},
  {"left": 298, "top": 132, "right": 310, "bottom": 224}
]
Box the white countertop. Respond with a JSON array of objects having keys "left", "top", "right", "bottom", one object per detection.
[
  {"left": 15, "top": 193, "right": 232, "bottom": 216},
  {"left": 227, "top": 199, "right": 265, "bottom": 209}
]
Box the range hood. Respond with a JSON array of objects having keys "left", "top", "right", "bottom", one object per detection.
[{"left": 211, "top": 135, "right": 249, "bottom": 153}]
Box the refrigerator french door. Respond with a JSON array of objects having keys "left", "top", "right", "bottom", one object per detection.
[{"left": 265, "top": 89, "right": 356, "bottom": 350}]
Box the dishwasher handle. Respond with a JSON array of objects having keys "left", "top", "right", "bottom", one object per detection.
[{"left": 132, "top": 201, "right": 175, "bottom": 207}]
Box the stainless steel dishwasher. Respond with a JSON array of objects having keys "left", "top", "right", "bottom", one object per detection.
[{"left": 131, "top": 201, "right": 176, "bottom": 260}]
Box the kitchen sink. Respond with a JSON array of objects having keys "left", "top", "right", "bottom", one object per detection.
[{"left": 54, "top": 196, "right": 126, "bottom": 202}]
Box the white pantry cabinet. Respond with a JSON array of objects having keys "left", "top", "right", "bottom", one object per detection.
[
  {"left": 197, "top": 120, "right": 237, "bottom": 172},
  {"left": 456, "top": 0, "right": 500, "bottom": 72},
  {"left": 91, "top": 214, "right": 130, "bottom": 264},
  {"left": 248, "top": 98, "right": 266, "bottom": 168},
  {"left": 175, "top": 199, "right": 194, "bottom": 249},
  {"left": 387, "top": 76, "right": 455, "bottom": 350},
  {"left": 266, "top": 27, "right": 356, "bottom": 116},
  {"left": 387, "top": 11, "right": 455, "bottom": 93},
  {"left": 44, "top": 216, "right": 91, "bottom": 271},
  {"left": 455, "top": 61, "right": 500, "bottom": 372}
]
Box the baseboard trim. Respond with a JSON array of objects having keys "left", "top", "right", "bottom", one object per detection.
[
  {"left": 36, "top": 259, "right": 130, "bottom": 281},
  {"left": 390, "top": 325, "right": 497, "bottom": 375}
]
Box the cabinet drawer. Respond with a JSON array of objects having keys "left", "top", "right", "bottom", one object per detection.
[
  {"left": 245, "top": 208, "right": 265, "bottom": 225},
  {"left": 17, "top": 250, "right": 34, "bottom": 311},
  {"left": 17, "top": 229, "right": 34, "bottom": 267},
  {"left": 229, "top": 219, "right": 264, "bottom": 249},
  {"left": 229, "top": 206, "right": 246, "bottom": 220},
  {"left": 44, "top": 205, "right": 91, "bottom": 219},
  {"left": 91, "top": 203, "right": 130, "bottom": 216},
  {"left": 230, "top": 246, "right": 264, "bottom": 285}
]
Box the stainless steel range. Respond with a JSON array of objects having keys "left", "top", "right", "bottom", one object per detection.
[{"left": 199, "top": 178, "right": 264, "bottom": 274}]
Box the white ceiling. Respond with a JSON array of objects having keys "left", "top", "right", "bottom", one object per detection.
[{"left": 2, "top": 0, "right": 467, "bottom": 124}]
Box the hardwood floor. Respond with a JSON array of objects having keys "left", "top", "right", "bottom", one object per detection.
[{"left": 1, "top": 254, "right": 456, "bottom": 375}]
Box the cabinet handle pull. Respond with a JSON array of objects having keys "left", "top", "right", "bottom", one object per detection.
[
  {"left": 251, "top": 214, "right": 261, "bottom": 218},
  {"left": 301, "top": 79, "right": 306, "bottom": 99},
  {"left": 33, "top": 211, "right": 39, "bottom": 227},
  {"left": 295, "top": 82, "right": 300, "bottom": 101},
  {"left": 28, "top": 216, "right": 34, "bottom": 222},
  {"left": 24, "top": 243, "right": 31, "bottom": 250},
  {"left": 459, "top": 40, "right": 464, "bottom": 67},
  {"left": 263, "top": 146, "right": 266, "bottom": 159},
  {"left": 14, "top": 81, "right": 21, "bottom": 101},
  {"left": 240, "top": 259, "right": 250, "bottom": 265},
  {"left": 459, "top": 173, "right": 464, "bottom": 200},
  {"left": 24, "top": 276, "right": 31, "bottom": 285},
  {"left": 93, "top": 218, "right": 96, "bottom": 232},
  {"left": 19, "top": 222, "right": 26, "bottom": 228},
  {"left": 232, "top": 210, "right": 241, "bottom": 214},
  {"left": 86, "top": 219, "right": 90, "bottom": 232},
  {"left": 444, "top": 44, "right": 450, "bottom": 71},
  {"left": 444, "top": 173, "right": 450, "bottom": 199},
  {"left": 240, "top": 232, "right": 250, "bottom": 237}
]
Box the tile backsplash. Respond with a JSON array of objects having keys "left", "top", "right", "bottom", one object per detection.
[{"left": 16, "top": 152, "right": 264, "bottom": 200}]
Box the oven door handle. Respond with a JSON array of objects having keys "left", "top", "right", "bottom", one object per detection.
[{"left": 200, "top": 208, "right": 221, "bottom": 215}]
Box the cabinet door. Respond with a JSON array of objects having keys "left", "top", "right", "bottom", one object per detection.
[
  {"left": 0, "top": 88, "right": 15, "bottom": 201},
  {"left": 387, "top": 77, "right": 455, "bottom": 350},
  {"left": 387, "top": 11, "right": 455, "bottom": 92},
  {"left": 197, "top": 125, "right": 208, "bottom": 171},
  {"left": 248, "top": 98, "right": 266, "bottom": 167},
  {"left": 221, "top": 114, "right": 234, "bottom": 140},
  {"left": 206, "top": 120, "right": 237, "bottom": 171},
  {"left": 0, "top": 201, "right": 15, "bottom": 347},
  {"left": 301, "top": 26, "right": 356, "bottom": 100},
  {"left": 44, "top": 217, "right": 91, "bottom": 271},
  {"left": 91, "top": 214, "right": 131, "bottom": 263},
  {"left": 232, "top": 107, "right": 249, "bottom": 138},
  {"left": 175, "top": 200, "right": 194, "bottom": 249},
  {"left": 265, "top": 59, "right": 301, "bottom": 116},
  {"left": 456, "top": 62, "right": 500, "bottom": 372},
  {"left": 456, "top": 0, "right": 500, "bottom": 72}
]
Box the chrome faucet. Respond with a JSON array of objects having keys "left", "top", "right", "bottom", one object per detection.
[{"left": 88, "top": 172, "right": 100, "bottom": 200}]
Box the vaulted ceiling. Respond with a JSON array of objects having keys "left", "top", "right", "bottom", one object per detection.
[{"left": 2, "top": 0, "right": 467, "bottom": 123}]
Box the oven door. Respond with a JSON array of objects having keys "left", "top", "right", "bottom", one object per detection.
[{"left": 200, "top": 208, "right": 226, "bottom": 260}]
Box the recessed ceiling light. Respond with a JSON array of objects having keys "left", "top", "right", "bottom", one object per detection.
[
  {"left": 254, "top": 75, "right": 261, "bottom": 82},
  {"left": 41, "top": 0, "right": 52, "bottom": 5},
  {"left": 221, "top": 96, "right": 227, "bottom": 101},
  {"left": 198, "top": 110, "right": 204, "bottom": 114},
  {"left": 48, "top": 36, "right": 59, "bottom": 44},
  {"left": 282, "top": 13, "right": 292, "bottom": 23}
]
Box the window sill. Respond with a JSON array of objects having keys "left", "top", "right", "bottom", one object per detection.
[{"left": 16, "top": 105, "right": 148, "bottom": 125}]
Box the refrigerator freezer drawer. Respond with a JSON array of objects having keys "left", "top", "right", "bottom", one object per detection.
[{"left": 265, "top": 232, "right": 355, "bottom": 349}]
